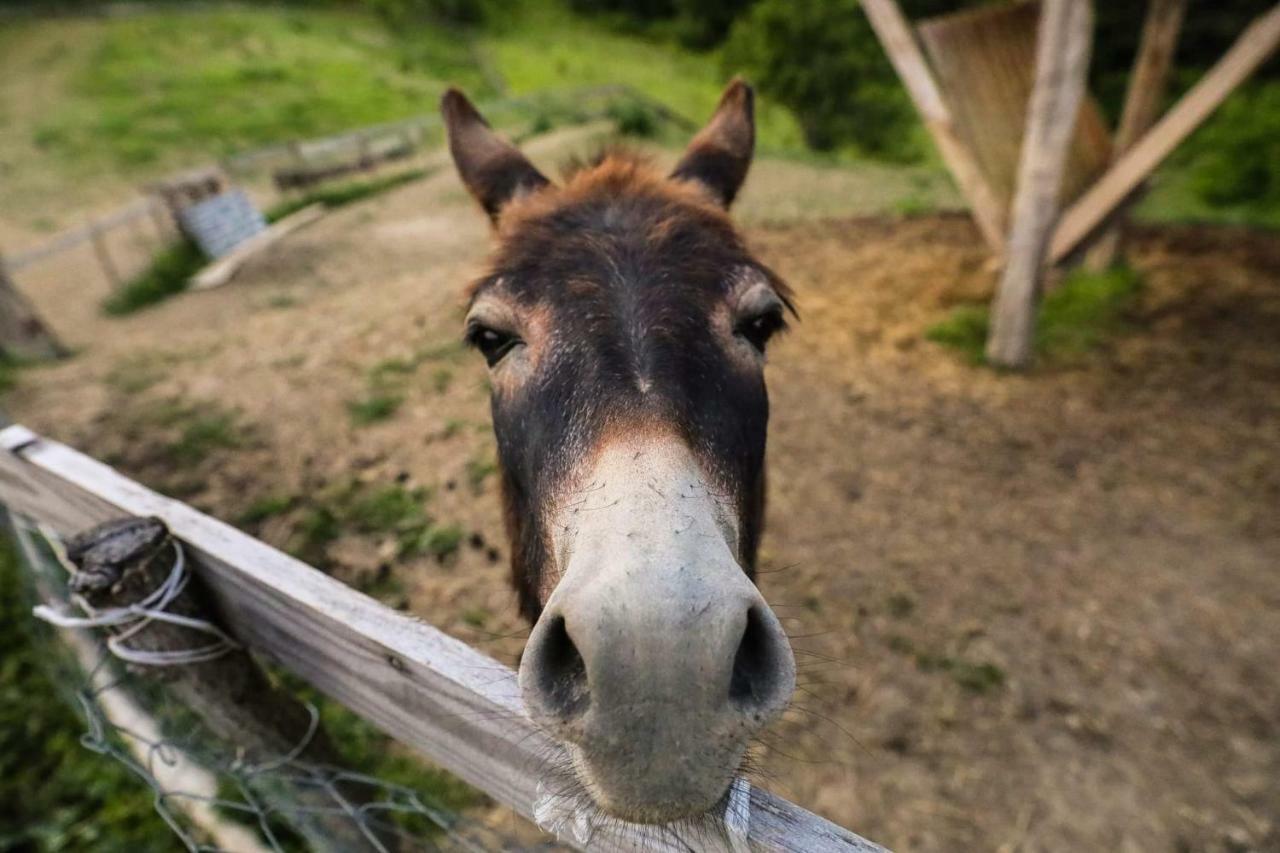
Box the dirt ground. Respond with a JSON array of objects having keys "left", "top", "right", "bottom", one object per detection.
[{"left": 8, "top": 131, "right": 1279, "bottom": 852}]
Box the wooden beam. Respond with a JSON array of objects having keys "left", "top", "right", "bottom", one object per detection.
[
  {"left": 1084, "top": 0, "right": 1187, "bottom": 270},
  {"left": 0, "top": 425, "right": 885, "bottom": 853},
  {"left": 986, "top": 0, "right": 1095, "bottom": 368},
  {"left": 0, "top": 262, "right": 64, "bottom": 360},
  {"left": 1051, "top": 3, "right": 1280, "bottom": 263},
  {"left": 860, "top": 0, "right": 1008, "bottom": 253}
]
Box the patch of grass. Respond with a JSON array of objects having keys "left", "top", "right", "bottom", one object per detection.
[
  {"left": 237, "top": 494, "right": 296, "bottom": 526},
  {"left": 169, "top": 412, "right": 244, "bottom": 463},
  {"left": 887, "top": 593, "right": 915, "bottom": 619},
  {"left": 347, "top": 393, "right": 403, "bottom": 426},
  {"left": 430, "top": 367, "right": 453, "bottom": 394},
  {"left": 465, "top": 453, "right": 498, "bottom": 491},
  {"left": 104, "top": 354, "right": 171, "bottom": 394},
  {"left": 347, "top": 485, "right": 430, "bottom": 534},
  {"left": 24, "top": 8, "right": 483, "bottom": 177},
  {"left": 926, "top": 266, "right": 1143, "bottom": 366},
  {"left": 0, "top": 536, "right": 172, "bottom": 849},
  {"left": 400, "top": 523, "right": 465, "bottom": 560},
  {"left": 442, "top": 418, "right": 468, "bottom": 439},
  {"left": 103, "top": 240, "right": 204, "bottom": 316},
  {"left": 916, "top": 654, "right": 1006, "bottom": 695},
  {"left": 0, "top": 354, "right": 21, "bottom": 396},
  {"left": 460, "top": 606, "right": 491, "bottom": 628},
  {"left": 290, "top": 505, "right": 342, "bottom": 565},
  {"left": 265, "top": 168, "right": 428, "bottom": 223}
]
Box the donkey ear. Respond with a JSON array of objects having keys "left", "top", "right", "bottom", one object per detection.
[
  {"left": 670, "top": 78, "right": 755, "bottom": 208},
  {"left": 441, "top": 88, "right": 550, "bottom": 222}
]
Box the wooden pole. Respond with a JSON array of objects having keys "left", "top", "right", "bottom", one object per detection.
[
  {"left": 986, "top": 0, "right": 1094, "bottom": 369},
  {"left": 0, "top": 261, "right": 65, "bottom": 361},
  {"left": 89, "top": 223, "right": 123, "bottom": 290},
  {"left": 860, "top": 0, "right": 1008, "bottom": 254},
  {"left": 1050, "top": 3, "right": 1280, "bottom": 263},
  {"left": 56, "top": 516, "right": 398, "bottom": 852},
  {"left": 1084, "top": 0, "right": 1187, "bottom": 270}
]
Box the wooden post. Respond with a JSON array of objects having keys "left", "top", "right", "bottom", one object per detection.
[
  {"left": 1051, "top": 3, "right": 1280, "bottom": 263},
  {"left": 55, "top": 516, "right": 397, "bottom": 853},
  {"left": 0, "top": 261, "right": 64, "bottom": 360},
  {"left": 89, "top": 223, "right": 123, "bottom": 290},
  {"left": 860, "top": 0, "right": 1008, "bottom": 253},
  {"left": 986, "top": 0, "right": 1094, "bottom": 368},
  {"left": 1084, "top": 0, "right": 1187, "bottom": 270}
]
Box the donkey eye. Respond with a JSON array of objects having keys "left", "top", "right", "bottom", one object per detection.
[
  {"left": 735, "top": 309, "right": 786, "bottom": 353},
  {"left": 466, "top": 324, "right": 520, "bottom": 366}
]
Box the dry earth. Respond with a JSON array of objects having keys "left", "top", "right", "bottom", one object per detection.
[{"left": 8, "top": 129, "right": 1279, "bottom": 852}]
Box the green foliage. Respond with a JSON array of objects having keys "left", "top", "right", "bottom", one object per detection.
[
  {"left": 348, "top": 485, "right": 431, "bottom": 533},
  {"left": 347, "top": 393, "right": 404, "bottom": 425},
  {"left": 722, "top": 0, "right": 920, "bottom": 158},
  {"left": 170, "top": 412, "right": 244, "bottom": 463},
  {"left": 0, "top": 354, "right": 20, "bottom": 397},
  {"left": 28, "top": 8, "right": 482, "bottom": 174},
  {"left": 606, "top": 94, "right": 661, "bottom": 137},
  {"left": 265, "top": 168, "right": 429, "bottom": 223},
  {"left": 1181, "top": 82, "right": 1280, "bottom": 225},
  {"left": 237, "top": 494, "right": 297, "bottom": 525},
  {"left": 364, "top": 0, "right": 507, "bottom": 26},
  {"left": 0, "top": 536, "right": 171, "bottom": 850},
  {"left": 103, "top": 240, "right": 204, "bottom": 316},
  {"left": 916, "top": 653, "right": 1006, "bottom": 694},
  {"left": 927, "top": 266, "right": 1143, "bottom": 366}
]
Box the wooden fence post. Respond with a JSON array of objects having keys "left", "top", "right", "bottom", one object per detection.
[
  {"left": 986, "top": 0, "right": 1094, "bottom": 368},
  {"left": 56, "top": 515, "right": 399, "bottom": 852},
  {"left": 1050, "top": 3, "right": 1280, "bottom": 263},
  {"left": 89, "top": 223, "right": 123, "bottom": 290},
  {"left": 861, "top": 0, "right": 1009, "bottom": 254},
  {"left": 1084, "top": 0, "right": 1187, "bottom": 271},
  {"left": 0, "top": 261, "right": 64, "bottom": 361}
]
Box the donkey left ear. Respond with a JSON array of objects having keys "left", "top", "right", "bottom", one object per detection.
[
  {"left": 442, "top": 88, "right": 550, "bottom": 222},
  {"left": 671, "top": 78, "right": 755, "bottom": 208}
]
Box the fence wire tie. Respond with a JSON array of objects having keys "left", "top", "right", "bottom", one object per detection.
[{"left": 31, "top": 528, "right": 241, "bottom": 666}]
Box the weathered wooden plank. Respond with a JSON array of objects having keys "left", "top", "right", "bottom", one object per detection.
[
  {"left": 861, "top": 0, "right": 1008, "bottom": 253},
  {"left": 986, "top": 0, "right": 1094, "bottom": 368},
  {"left": 1084, "top": 0, "right": 1187, "bottom": 270},
  {"left": 916, "top": 2, "right": 1113, "bottom": 211},
  {"left": 0, "top": 426, "right": 885, "bottom": 853},
  {"left": 1050, "top": 3, "right": 1280, "bottom": 263},
  {"left": 3, "top": 199, "right": 154, "bottom": 273}
]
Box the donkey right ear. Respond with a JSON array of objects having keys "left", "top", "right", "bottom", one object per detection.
[{"left": 441, "top": 88, "right": 550, "bottom": 222}]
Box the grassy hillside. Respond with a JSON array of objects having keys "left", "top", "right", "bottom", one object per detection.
[{"left": 0, "top": 1, "right": 806, "bottom": 231}]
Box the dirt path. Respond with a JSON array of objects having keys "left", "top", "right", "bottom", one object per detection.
[{"left": 8, "top": 140, "right": 1278, "bottom": 851}]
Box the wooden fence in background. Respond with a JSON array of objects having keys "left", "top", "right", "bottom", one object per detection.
[{"left": 0, "top": 424, "right": 885, "bottom": 853}]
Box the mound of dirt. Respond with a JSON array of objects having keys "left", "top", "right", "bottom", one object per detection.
[{"left": 9, "top": 157, "right": 1278, "bottom": 852}]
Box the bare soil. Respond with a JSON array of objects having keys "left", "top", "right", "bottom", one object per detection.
[{"left": 8, "top": 139, "right": 1279, "bottom": 852}]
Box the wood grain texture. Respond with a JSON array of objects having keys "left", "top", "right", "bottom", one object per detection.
[
  {"left": 861, "top": 0, "right": 1008, "bottom": 253},
  {"left": 1083, "top": 0, "right": 1187, "bottom": 270},
  {"left": 917, "top": 2, "right": 1113, "bottom": 210},
  {"left": 986, "top": 0, "right": 1094, "bottom": 368},
  {"left": 1050, "top": 3, "right": 1280, "bottom": 262},
  {"left": 0, "top": 425, "right": 886, "bottom": 853}
]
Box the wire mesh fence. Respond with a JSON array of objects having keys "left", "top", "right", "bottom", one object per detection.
[{"left": 4, "top": 510, "right": 565, "bottom": 853}]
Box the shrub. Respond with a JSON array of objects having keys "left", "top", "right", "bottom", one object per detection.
[
  {"left": 103, "top": 239, "right": 204, "bottom": 316},
  {"left": 1182, "top": 82, "right": 1280, "bottom": 220},
  {"left": 721, "top": 0, "right": 921, "bottom": 158}
]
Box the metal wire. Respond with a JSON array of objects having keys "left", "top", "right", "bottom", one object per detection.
[{"left": 8, "top": 515, "right": 566, "bottom": 853}]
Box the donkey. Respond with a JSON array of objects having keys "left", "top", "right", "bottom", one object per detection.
[{"left": 442, "top": 80, "right": 796, "bottom": 826}]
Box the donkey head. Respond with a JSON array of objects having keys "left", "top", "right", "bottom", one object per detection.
[{"left": 443, "top": 81, "right": 795, "bottom": 825}]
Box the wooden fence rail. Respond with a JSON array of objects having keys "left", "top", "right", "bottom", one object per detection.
[{"left": 0, "top": 424, "right": 884, "bottom": 853}]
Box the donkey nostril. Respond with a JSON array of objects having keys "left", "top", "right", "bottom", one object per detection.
[
  {"left": 531, "top": 616, "right": 590, "bottom": 720},
  {"left": 729, "top": 606, "right": 784, "bottom": 711}
]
